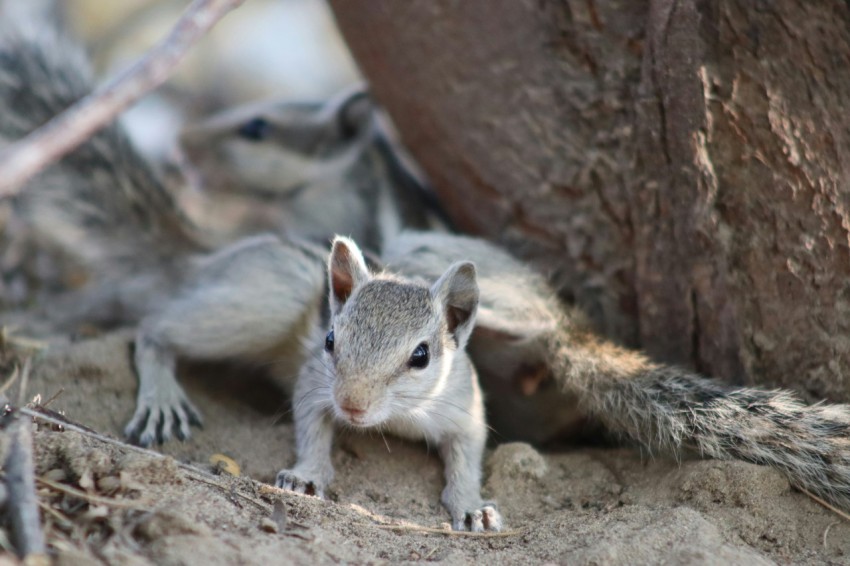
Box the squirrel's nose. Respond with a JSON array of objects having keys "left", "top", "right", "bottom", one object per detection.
[
  {"left": 340, "top": 403, "right": 366, "bottom": 417},
  {"left": 340, "top": 401, "right": 366, "bottom": 419}
]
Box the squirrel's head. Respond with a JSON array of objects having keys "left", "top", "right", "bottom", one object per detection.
[
  {"left": 180, "top": 84, "right": 375, "bottom": 195},
  {"left": 324, "top": 236, "right": 478, "bottom": 428}
]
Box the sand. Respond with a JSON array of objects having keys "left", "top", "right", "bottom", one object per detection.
[{"left": 1, "top": 329, "right": 849, "bottom": 565}]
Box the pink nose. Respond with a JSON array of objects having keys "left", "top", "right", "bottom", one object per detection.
[{"left": 340, "top": 402, "right": 366, "bottom": 419}]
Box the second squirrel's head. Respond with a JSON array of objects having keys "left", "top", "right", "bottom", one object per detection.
[
  {"left": 324, "top": 236, "right": 478, "bottom": 427},
  {"left": 180, "top": 85, "right": 375, "bottom": 196}
]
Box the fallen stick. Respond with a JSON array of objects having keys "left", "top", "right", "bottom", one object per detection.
[
  {"left": 35, "top": 476, "right": 151, "bottom": 510},
  {"left": 798, "top": 485, "right": 850, "bottom": 523},
  {"left": 18, "top": 406, "right": 277, "bottom": 509},
  {"left": 4, "top": 416, "right": 47, "bottom": 560},
  {"left": 373, "top": 523, "right": 525, "bottom": 538},
  {"left": 0, "top": 0, "right": 246, "bottom": 197},
  {"left": 183, "top": 472, "right": 272, "bottom": 513}
]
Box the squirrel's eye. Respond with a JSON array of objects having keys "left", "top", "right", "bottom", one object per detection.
[
  {"left": 409, "top": 343, "right": 429, "bottom": 369},
  {"left": 238, "top": 117, "right": 271, "bottom": 141},
  {"left": 325, "top": 329, "right": 334, "bottom": 353}
]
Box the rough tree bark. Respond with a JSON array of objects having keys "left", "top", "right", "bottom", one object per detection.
[{"left": 329, "top": 1, "right": 850, "bottom": 401}]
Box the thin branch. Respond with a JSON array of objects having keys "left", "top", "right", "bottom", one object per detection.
[
  {"left": 18, "top": 406, "right": 185, "bottom": 464},
  {"left": 797, "top": 485, "right": 850, "bottom": 522},
  {"left": 16, "top": 357, "right": 32, "bottom": 407},
  {"left": 0, "top": 361, "right": 21, "bottom": 397},
  {"left": 36, "top": 476, "right": 151, "bottom": 509},
  {"left": 0, "top": 0, "right": 246, "bottom": 198},
  {"left": 4, "top": 417, "right": 47, "bottom": 559},
  {"left": 373, "top": 523, "right": 525, "bottom": 538},
  {"left": 183, "top": 472, "right": 272, "bottom": 513},
  {"left": 22, "top": 405, "right": 248, "bottom": 482},
  {"left": 36, "top": 499, "right": 73, "bottom": 529}
]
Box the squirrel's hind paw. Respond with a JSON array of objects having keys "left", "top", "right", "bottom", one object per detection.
[
  {"left": 124, "top": 390, "right": 204, "bottom": 447},
  {"left": 454, "top": 504, "right": 503, "bottom": 532},
  {"left": 275, "top": 469, "right": 325, "bottom": 498}
]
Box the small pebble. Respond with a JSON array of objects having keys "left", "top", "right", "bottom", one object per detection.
[{"left": 260, "top": 517, "right": 278, "bottom": 533}]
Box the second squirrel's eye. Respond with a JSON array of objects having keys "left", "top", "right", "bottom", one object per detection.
[
  {"left": 238, "top": 117, "right": 271, "bottom": 141},
  {"left": 325, "top": 329, "right": 334, "bottom": 353},
  {"left": 409, "top": 343, "right": 429, "bottom": 369}
]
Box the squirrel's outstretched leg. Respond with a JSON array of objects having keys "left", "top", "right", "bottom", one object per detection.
[
  {"left": 275, "top": 352, "right": 336, "bottom": 497},
  {"left": 125, "top": 236, "right": 326, "bottom": 446},
  {"left": 439, "top": 425, "right": 503, "bottom": 532}
]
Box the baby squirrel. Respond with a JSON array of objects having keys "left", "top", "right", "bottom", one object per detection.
[
  {"left": 277, "top": 235, "right": 501, "bottom": 532},
  {"left": 177, "top": 85, "right": 445, "bottom": 249},
  {"left": 6, "top": 4, "right": 850, "bottom": 529}
]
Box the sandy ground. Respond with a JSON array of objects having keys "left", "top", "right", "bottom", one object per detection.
[{"left": 0, "top": 329, "right": 847, "bottom": 565}]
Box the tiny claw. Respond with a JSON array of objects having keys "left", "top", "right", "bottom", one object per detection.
[
  {"left": 159, "top": 409, "right": 174, "bottom": 444},
  {"left": 275, "top": 470, "right": 324, "bottom": 498},
  {"left": 456, "top": 504, "right": 503, "bottom": 532},
  {"left": 468, "top": 509, "right": 484, "bottom": 532},
  {"left": 183, "top": 400, "right": 204, "bottom": 427},
  {"left": 481, "top": 505, "right": 503, "bottom": 532},
  {"left": 137, "top": 430, "right": 156, "bottom": 448},
  {"left": 124, "top": 408, "right": 150, "bottom": 443},
  {"left": 173, "top": 407, "right": 191, "bottom": 441},
  {"left": 125, "top": 388, "right": 203, "bottom": 447}
]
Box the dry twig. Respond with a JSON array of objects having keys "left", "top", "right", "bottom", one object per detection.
[
  {"left": 822, "top": 521, "right": 840, "bottom": 551},
  {"left": 40, "top": 387, "right": 64, "bottom": 408},
  {"left": 183, "top": 472, "right": 272, "bottom": 513},
  {"left": 36, "top": 499, "right": 73, "bottom": 529},
  {"left": 16, "top": 357, "right": 32, "bottom": 406},
  {"left": 0, "top": 0, "right": 246, "bottom": 197},
  {"left": 373, "top": 523, "right": 524, "bottom": 538},
  {"left": 797, "top": 486, "right": 850, "bottom": 522},
  {"left": 36, "top": 476, "right": 149, "bottom": 509},
  {"left": 0, "top": 326, "right": 47, "bottom": 353},
  {"left": 0, "top": 361, "right": 21, "bottom": 397},
  {"left": 4, "top": 416, "right": 47, "bottom": 560},
  {"left": 19, "top": 406, "right": 196, "bottom": 466},
  {"left": 19, "top": 406, "right": 281, "bottom": 513}
]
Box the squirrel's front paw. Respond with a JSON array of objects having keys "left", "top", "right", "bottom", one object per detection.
[
  {"left": 453, "top": 504, "right": 503, "bottom": 532},
  {"left": 124, "top": 384, "right": 203, "bottom": 447},
  {"left": 275, "top": 469, "right": 325, "bottom": 498}
]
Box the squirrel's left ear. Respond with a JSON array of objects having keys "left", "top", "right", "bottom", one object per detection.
[
  {"left": 430, "top": 261, "right": 479, "bottom": 349},
  {"left": 329, "top": 236, "right": 371, "bottom": 314}
]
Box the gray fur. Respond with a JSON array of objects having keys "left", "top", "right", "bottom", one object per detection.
[
  {"left": 126, "top": 236, "right": 325, "bottom": 446},
  {"left": 180, "top": 86, "right": 446, "bottom": 251},
  {"left": 9, "top": 6, "right": 850, "bottom": 532},
  {"left": 1, "top": 10, "right": 434, "bottom": 449},
  {"left": 277, "top": 236, "right": 502, "bottom": 532},
  {"left": 386, "top": 231, "right": 850, "bottom": 513},
  {"left": 0, "top": 15, "right": 206, "bottom": 277},
  {"left": 0, "top": 10, "right": 328, "bottom": 445}
]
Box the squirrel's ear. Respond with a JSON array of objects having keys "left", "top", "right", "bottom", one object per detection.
[
  {"left": 329, "top": 236, "right": 371, "bottom": 314},
  {"left": 430, "top": 261, "right": 479, "bottom": 349},
  {"left": 335, "top": 86, "right": 373, "bottom": 140}
]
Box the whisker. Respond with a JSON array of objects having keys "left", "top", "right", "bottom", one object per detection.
[
  {"left": 390, "top": 398, "right": 466, "bottom": 432},
  {"left": 379, "top": 426, "right": 392, "bottom": 454},
  {"left": 293, "top": 385, "right": 333, "bottom": 414},
  {"left": 397, "top": 393, "right": 487, "bottom": 428}
]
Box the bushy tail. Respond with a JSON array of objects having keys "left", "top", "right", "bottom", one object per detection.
[
  {"left": 551, "top": 326, "right": 850, "bottom": 510},
  {"left": 0, "top": 7, "right": 206, "bottom": 275}
]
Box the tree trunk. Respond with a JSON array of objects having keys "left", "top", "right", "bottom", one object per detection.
[{"left": 329, "top": 0, "right": 850, "bottom": 401}]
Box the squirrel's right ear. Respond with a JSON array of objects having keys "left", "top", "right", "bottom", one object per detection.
[
  {"left": 335, "top": 85, "right": 373, "bottom": 141},
  {"left": 431, "top": 261, "right": 479, "bottom": 349},
  {"left": 329, "top": 236, "right": 371, "bottom": 314}
]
